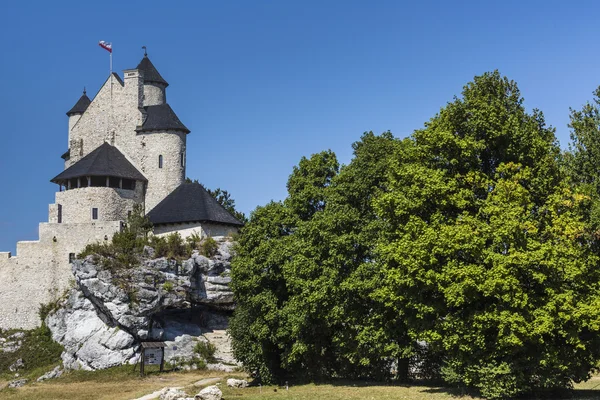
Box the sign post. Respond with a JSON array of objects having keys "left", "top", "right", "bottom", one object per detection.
[{"left": 140, "top": 342, "right": 166, "bottom": 377}]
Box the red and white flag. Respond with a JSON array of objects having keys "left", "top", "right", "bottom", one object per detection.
[{"left": 99, "top": 41, "right": 112, "bottom": 53}]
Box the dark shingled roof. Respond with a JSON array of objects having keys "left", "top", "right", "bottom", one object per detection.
[
  {"left": 51, "top": 142, "right": 147, "bottom": 183},
  {"left": 136, "top": 55, "right": 168, "bottom": 87},
  {"left": 66, "top": 90, "right": 91, "bottom": 116},
  {"left": 147, "top": 183, "right": 244, "bottom": 226},
  {"left": 136, "top": 104, "right": 190, "bottom": 134}
]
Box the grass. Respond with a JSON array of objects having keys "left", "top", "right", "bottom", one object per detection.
[{"left": 1, "top": 367, "right": 600, "bottom": 400}]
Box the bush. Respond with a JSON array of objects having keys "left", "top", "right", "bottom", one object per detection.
[
  {"left": 186, "top": 232, "right": 202, "bottom": 250},
  {"left": 200, "top": 237, "right": 218, "bottom": 257},
  {"left": 166, "top": 232, "right": 187, "bottom": 259},
  {"left": 194, "top": 340, "right": 217, "bottom": 363}
]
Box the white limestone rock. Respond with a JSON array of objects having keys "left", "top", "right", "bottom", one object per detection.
[
  {"left": 46, "top": 290, "right": 136, "bottom": 370},
  {"left": 195, "top": 385, "right": 222, "bottom": 400},
  {"left": 226, "top": 378, "right": 248, "bottom": 388},
  {"left": 8, "top": 378, "right": 27, "bottom": 388},
  {"left": 9, "top": 358, "right": 24, "bottom": 372},
  {"left": 46, "top": 239, "right": 236, "bottom": 371},
  {"left": 159, "top": 387, "right": 188, "bottom": 400},
  {"left": 37, "top": 366, "right": 63, "bottom": 382}
]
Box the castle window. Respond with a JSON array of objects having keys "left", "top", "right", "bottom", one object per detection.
[
  {"left": 69, "top": 253, "right": 75, "bottom": 263},
  {"left": 90, "top": 176, "right": 105, "bottom": 187},
  {"left": 92, "top": 208, "right": 98, "bottom": 220},
  {"left": 181, "top": 153, "right": 185, "bottom": 167},
  {"left": 109, "top": 176, "right": 120, "bottom": 188},
  {"left": 122, "top": 179, "right": 136, "bottom": 191},
  {"left": 159, "top": 155, "right": 163, "bottom": 169}
]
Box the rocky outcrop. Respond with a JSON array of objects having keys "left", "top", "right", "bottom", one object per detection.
[{"left": 46, "top": 239, "right": 237, "bottom": 370}]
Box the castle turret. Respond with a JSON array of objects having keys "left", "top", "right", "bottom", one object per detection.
[
  {"left": 66, "top": 89, "right": 91, "bottom": 135},
  {"left": 136, "top": 53, "right": 168, "bottom": 106}
]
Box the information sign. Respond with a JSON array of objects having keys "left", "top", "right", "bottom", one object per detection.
[{"left": 144, "top": 348, "right": 162, "bottom": 365}]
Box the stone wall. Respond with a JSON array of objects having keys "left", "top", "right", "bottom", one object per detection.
[
  {"left": 54, "top": 185, "right": 144, "bottom": 224},
  {"left": 67, "top": 74, "right": 129, "bottom": 167},
  {"left": 154, "top": 222, "right": 238, "bottom": 239},
  {"left": 143, "top": 82, "right": 166, "bottom": 106},
  {"left": 0, "top": 221, "right": 122, "bottom": 330},
  {"left": 135, "top": 130, "right": 186, "bottom": 212}
]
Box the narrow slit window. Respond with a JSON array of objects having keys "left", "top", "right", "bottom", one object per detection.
[
  {"left": 69, "top": 253, "right": 75, "bottom": 263},
  {"left": 92, "top": 208, "right": 98, "bottom": 220},
  {"left": 181, "top": 153, "right": 184, "bottom": 167},
  {"left": 159, "top": 155, "right": 163, "bottom": 169}
]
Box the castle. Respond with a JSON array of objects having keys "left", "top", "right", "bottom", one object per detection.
[{"left": 0, "top": 52, "right": 243, "bottom": 330}]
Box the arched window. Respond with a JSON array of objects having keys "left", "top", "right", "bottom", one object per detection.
[{"left": 159, "top": 155, "right": 163, "bottom": 169}]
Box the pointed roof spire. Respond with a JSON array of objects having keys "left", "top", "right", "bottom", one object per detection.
[
  {"left": 136, "top": 52, "right": 168, "bottom": 87},
  {"left": 66, "top": 88, "right": 91, "bottom": 116}
]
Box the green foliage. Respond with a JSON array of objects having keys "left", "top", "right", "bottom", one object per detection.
[
  {"left": 0, "top": 326, "right": 63, "bottom": 379},
  {"left": 186, "top": 232, "right": 202, "bottom": 250},
  {"left": 230, "top": 70, "right": 600, "bottom": 398},
  {"left": 165, "top": 232, "right": 186, "bottom": 259},
  {"left": 162, "top": 281, "right": 174, "bottom": 292},
  {"left": 564, "top": 86, "right": 600, "bottom": 232},
  {"left": 230, "top": 138, "right": 405, "bottom": 383},
  {"left": 200, "top": 237, "right": 219, "bottom": 257},
  {"left": 373, "top": 71, "right": 600, "bottom": 398},
  {"left": 194, "top": 341, "right": 217, "bottom": 363}
]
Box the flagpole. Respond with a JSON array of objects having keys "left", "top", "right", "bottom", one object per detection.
[{"left": 110, "top": 51, "right": 112, "bottom": 75}]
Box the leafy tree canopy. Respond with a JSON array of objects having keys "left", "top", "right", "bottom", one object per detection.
[
  {"left": 229, "top": 71, "right": 600, "bottom": 399},
  {"left": 374, "top": 71, "right": 600, "bottom": 398}
]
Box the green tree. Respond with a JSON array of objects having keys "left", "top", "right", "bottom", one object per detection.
[
  {"left": 374, "top": 71, "right": 600, "bottom": 398},
  {"left": 230, "top": 138, "right": 410, "bottom": 382},
  {"left": 565, "top": 86, "right": 600, "bottom": 231}
]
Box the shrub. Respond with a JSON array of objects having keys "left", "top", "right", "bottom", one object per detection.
[
  {"left": 186, "top": 232, "right": 202, "bottom": 250},
  {"left": 162, "top": 281, "right": 174, "bottom": 292},
  {"left": 149, "top": 235, "right": 168, "bottom": 257},
  {"left": 165, "top": 232, "right": 187, "bottom": 259},
  {"left": 194, "top": 340, "right": 217, "bottom": 363},
  {"left": 200, "top": 237, "right": 218, "bottom": 257}
]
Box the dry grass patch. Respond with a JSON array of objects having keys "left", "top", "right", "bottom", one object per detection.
[
  {"left": 0, "top": 367, "right": 230, "bottom": 400},
  {"left": 2, "top": 368, "right": 600, "bottom": 400}
]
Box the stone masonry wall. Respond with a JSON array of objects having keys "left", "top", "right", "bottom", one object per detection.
[
  {"left": 54, "top": 185, "right": 144, "bottom": 224},
  {"left": 143, "top": 82, "right": 166, "bottom": 106},
  {"left": 136, "top": 130, "right": 186, "bottom": 212},
  {"left": 0, "top": 221, "right": 121, "bottom": 330},
  {"left": 153, "top": 222, "right": 238, "bottom": 239},
  {"left": 68, "top": 74, "right": 129, "bottom": 166}
]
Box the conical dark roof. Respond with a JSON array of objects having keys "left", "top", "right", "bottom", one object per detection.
[
  {"left": 136, "top": 55, "right": 168, "bottom": 87},
  {"left": 147, "top": 183, "right": 244, "bottom": 226},
  {"left": 66, "top": 89, "right": 91, "bottom": 116},
  {"left": 136, "top": 104, "right": 190, "bottom": 134},
  {"left": 51, "top": 142, "right": 147, "bottom": 183}
]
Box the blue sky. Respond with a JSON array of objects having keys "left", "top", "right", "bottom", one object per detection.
[{"left": 1, "top": 0, "right": 600, "bottom": 253}]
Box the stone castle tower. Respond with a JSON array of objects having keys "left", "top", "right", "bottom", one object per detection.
[{"left": 0, "top": 52, "right": 243, "bottom": 330}]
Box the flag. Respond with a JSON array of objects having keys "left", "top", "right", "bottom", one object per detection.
[{"left": 99, "top": 41, "right": 112, "bottom": 53}]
